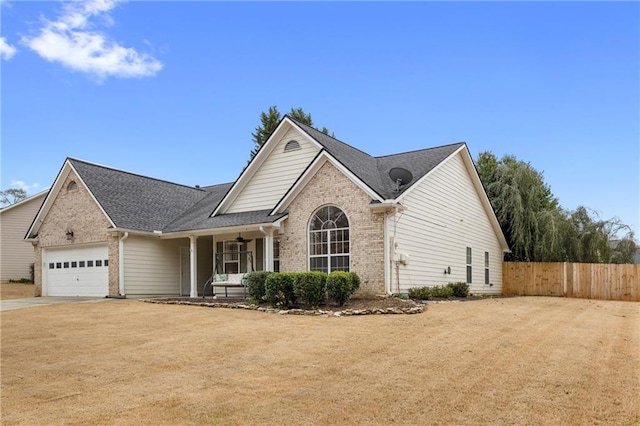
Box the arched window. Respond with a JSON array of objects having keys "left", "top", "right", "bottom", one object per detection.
[
  {"left": 309, "top": 205, "right": 350, "bottom": 273},
  {"left": 67, "top": 181, "right": 77, "bottom": 191}
]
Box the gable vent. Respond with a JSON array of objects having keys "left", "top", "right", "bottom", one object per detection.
[{"left": 284, "top": 140, "right": 301, "bottom": 152}]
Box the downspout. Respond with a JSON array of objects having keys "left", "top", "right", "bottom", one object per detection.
[
  {"left": 390, "top": 206, "right": 404, "bottom": 295},
  {"left": 118, "top": 232, "right": 129, "bottom": 296},
  {"left": 384, "top": 209, "right": 391, "bottom": 295}
]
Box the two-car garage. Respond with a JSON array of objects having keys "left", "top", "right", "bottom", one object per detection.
[{"left": 43, "top": 245, "right": 109, "bottom": 297}]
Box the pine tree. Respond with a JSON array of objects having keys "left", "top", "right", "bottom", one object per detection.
[
  {"left": 250, "top": 106, "right": 281, "bottom": 160},
  {"left": 249, "top": 106, "right": 332, "bottom": 160}
]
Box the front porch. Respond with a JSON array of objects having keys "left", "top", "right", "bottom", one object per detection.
[{"left": 175, "top": 227, "right": 281, "bottom": 298}]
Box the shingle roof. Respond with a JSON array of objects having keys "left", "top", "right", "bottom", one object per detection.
[
  {"left": 68, "top": 120, "right": 464, "bottom": 233},
  {"left": 164, "top": 208, "right": 287, "bottom": 233},
  {"left": 288, "top": 117, "right": 464, "bottom": 199},
  {"left": 155, "top": 181, "right": 290, "bottom": 232},
  {"left": 69, "top": 159, "right": 210, "bottom": 232}
]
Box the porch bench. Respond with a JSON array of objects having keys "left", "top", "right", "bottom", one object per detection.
[{"left": 210, "top": 273, "right": 247, "bottom": 298}]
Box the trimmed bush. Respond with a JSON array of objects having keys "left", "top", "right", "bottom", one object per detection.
[
  {"left": 245, "top": 271, "right": 272, "bottom": 301},
  {"left": 430, "top": 285, "right": 454, "bottom": 298},
  {"left": 448, "top": 281, "right": 470, "bottom": 298},
  {"left": 347, "top": 272, "right": 361, "bottom": 292},
  {"left": 408, "top": 286, "right": 433, "bottom": 300},
  {"left": 265, "top": 273, "right": 296, "bottom": 307},
  {"left": 293, "top": 272, "right": 327, "bottom": 307},
  {"left": 327, "top": 271, "right": 355, "bottom": 306},
  {"left": 408, "top": 284, "right": 456, "bottom": 300}
]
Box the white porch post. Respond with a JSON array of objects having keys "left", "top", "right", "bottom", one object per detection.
[
  {"left": 212, "top": 235, "right": 217, "bottom": 274},
  {"left": 189, "top": 235, "right": 197, "bottom": 298},
  {"left": 265, "top": 229, "right": 274, "bottom": 272}
]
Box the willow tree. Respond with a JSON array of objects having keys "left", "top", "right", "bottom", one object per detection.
[
  {"left": 477, "top": 151, "right": 637, "bottom": 263},
  {"left": 477, "top": 152, "right": 559, "bottom": 261}
]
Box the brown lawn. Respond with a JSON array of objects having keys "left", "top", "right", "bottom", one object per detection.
[
  {"left": 0, "top": 283, "right": 35, "bottom": 300},
  {"left": 1, "top": 297, "right": 638, "bottom": 425}
]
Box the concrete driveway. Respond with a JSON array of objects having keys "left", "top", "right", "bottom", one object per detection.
[{"left": 0, "top": 296, "right": 114, "bottom": 312}]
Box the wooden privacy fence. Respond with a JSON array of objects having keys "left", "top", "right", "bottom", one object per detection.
[{"left": 502, "top": 262, "right": 639, "bottom": 302}]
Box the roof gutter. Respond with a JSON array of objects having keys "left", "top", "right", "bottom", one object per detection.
[
  {"left": 368, "top": 201, "right": 405, "bottom": 213},
  {"left": 157, "top": 219, "right": 287, "bottom": 239}
]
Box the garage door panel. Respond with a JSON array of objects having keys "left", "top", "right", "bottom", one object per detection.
[{"left": 46, "top": 246, "right": 108, "bottom": 297}]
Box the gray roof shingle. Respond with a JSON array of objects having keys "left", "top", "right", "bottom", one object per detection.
[
  {"left": 69, "top": 159, "right": 210, "bottom": 232},
  {"left": 288, "top": 117, "right": 464, "bottom": 200},
  {"left": 161, "top": 182, "right": 264, "bottom": 232},
  {"left": 69, "top": 120, "right": 463, "bottom": 233}
]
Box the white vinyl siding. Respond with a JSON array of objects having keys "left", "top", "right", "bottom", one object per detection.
[
  {"left": 0, "top": 194, "right": 46, "bottom": 281},
  {"left": 123, "top": 235, "right": 183, "bottom": 295},
  {"left": 392, "top": 152, "right": 503, "bottom": 294},
  {"left": 226, "top": 129, "right": 320, "bottom": 213}
]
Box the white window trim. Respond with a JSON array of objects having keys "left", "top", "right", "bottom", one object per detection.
[
  {"left": 308, "top": 206, "right": 350, "bottom": 273},
  {"left": 466, "top": 247, "right": 472, "bottom": 284}
]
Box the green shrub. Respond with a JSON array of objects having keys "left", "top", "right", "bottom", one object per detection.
[
  {"left": 430, "top": 285, "right": 454, "bottom": 298},
  {"left": 9, "top": 278, "right": 32, "bottom": 284},
  {"left": 408, "top": 284, "right": 458, "bottom": 300},
  {"left": 245, "top": 271, "right": 272, "bottom": 301},
  {"left": 347, "top": 272, "right": 361, "bottom": 292},
  {"left": 448, "top": 281, "right": 469, "bottom": 298},
  {"left": 293, "top": 272, "right": 327, "bottom": 307},
  {"left": 29, "top": 263, "right": 34, "bottom": 283},
  {"left": 265, "top": 273, "right": 296, "bottom": 307},
  {"left": 326, "top": 271, "right": 356, "bottom": 306},
  {"left": 392, "top": 293, "right": 408, "bottom": 300},
  {"left": 408, "top": 286, "right": 433, "bottom": 300}
]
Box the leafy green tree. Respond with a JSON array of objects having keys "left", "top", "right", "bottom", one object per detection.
[
  {"left": 249, "top": 106, "right": 331, "bottom": 160},
  {"left": 610, "top": 237, "right": 637, "bottom": 264},
  {"left": 478, "top": 152, "right": 559, "bottom": 261},
  {"left": 0, "top": 188, "right": 27, "bottom": 207},
  {"left": 476, "top": 152, "right": 635, "bottom": 263}
]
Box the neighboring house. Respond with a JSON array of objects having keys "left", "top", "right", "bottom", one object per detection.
[
  {"left": 1, "top": 190, "right": 48, "bottom": 282},
  {"left": 26, "top": 116, "right": 509, "bottom": 297}
]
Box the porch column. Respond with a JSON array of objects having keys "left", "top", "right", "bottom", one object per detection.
[
  {"left": 265, "top": 229, "right": 274, "bottom": 272},
  {"left": 189, "top": 235, "right": 198, "bottom": 298},
  {"left": 211, "top": 235, "right": 217, "bottom": 273}
]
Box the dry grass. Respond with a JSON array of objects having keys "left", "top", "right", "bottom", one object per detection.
[
  {"left": 1, "top": 297, "right": 638, "bottom": 425},
  {"left": 0, "top": 283, "right": 35, "bottom": 300}
]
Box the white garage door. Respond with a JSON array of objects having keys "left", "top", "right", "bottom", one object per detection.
[{"left": 45, "top": 246, "right": 109, "bottom": 296}]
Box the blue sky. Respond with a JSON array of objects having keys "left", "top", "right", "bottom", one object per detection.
[{"left": 1, "top": 1, "right": 638, "bottom": 236}]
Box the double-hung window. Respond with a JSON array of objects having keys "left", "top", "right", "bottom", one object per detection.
[
  {"left": 484, "top": 252, "right": 490, "bottom": 285},
  {"left": 466, "top": 247, "right": 472, "bottom": 284}
]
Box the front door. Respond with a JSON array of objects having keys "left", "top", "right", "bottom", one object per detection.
[{"left": 180, "top": 247, "right": 190, "bottom": 296}]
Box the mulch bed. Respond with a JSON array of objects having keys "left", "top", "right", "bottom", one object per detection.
[
  {"left": 140, "top": 294, "right": 512, "bottom": 316},
  {"left": 141, "top": 296, "right": 426, "bottom": 316}
]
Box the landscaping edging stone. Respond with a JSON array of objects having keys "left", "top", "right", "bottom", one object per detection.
[{"left": 140, "top": 298, "right": 424, "bottom": 316}]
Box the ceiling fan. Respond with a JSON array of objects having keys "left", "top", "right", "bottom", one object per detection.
[{"left": 235, "top": 233, "right": 253, "bottom": 243}]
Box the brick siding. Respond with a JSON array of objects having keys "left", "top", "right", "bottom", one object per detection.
[
  {"left": 279, "top": 161, "right": 386, "bottom": 296},
  {"left": 35, "top": 171, "right": 119, "bottom": 295}
]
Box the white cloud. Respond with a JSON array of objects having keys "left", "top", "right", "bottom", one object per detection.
[
  {"left": 0, "top": 36, "right": 17, "bottom": 60},
  {"left": 23, "top": 0, "right": 162, "bottom": 80},
  {"left": 10, "top": 180, "right": 40, "bottom": 194}
]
